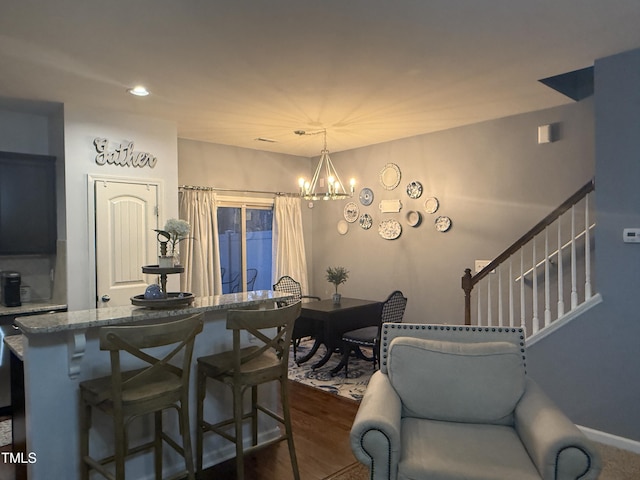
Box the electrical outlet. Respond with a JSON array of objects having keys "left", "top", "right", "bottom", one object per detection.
[{"left": 475, "top": 260, "right": 495, "bottom": 273}]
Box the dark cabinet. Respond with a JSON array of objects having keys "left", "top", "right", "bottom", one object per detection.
[{"left": 0, "top": 151, "right": 57, "bottom": 254}]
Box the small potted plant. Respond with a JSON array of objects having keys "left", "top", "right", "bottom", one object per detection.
[
  {"left": 155, "top": 218, "right": 191, "bottom": 267},
  {"left": 326, "top": 266, "right": 349, "bottom": 305}
]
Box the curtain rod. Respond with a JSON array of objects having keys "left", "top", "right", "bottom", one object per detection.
[{"left": 179, "top": 185, "right": 300, "bottom": 197}]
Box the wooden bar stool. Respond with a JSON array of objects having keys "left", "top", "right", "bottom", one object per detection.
[
  {"left": 196, "top": 301, "right": 301, "bottom": 480},
  {"left": 79, "top": 313, "right": 204, "bottom": 480}
]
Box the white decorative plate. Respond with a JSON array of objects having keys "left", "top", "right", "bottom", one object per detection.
[
  {"left": 343, "top": 202, "right": 359, "bottom": 223},
  {"left": 379, "top": 199, "right": 403, "bottom": 213},
  {"left": 359, "top": 187, "right": 374, "bottom": 206},
  {"left": 406, "top": 210, "right": 422, "bottom": 227},
  {"left": 359, "top": 213, "right": 373, "bottom": 230},
  {"left": 379, "top": 163, "right": 401, "bottom": 190},
  {"left": 424, "top": 196, "right": 439, "bottom": 214},
  {"left": 378, "top": 219, "right": 402, "bottom": 240},
  {"left": 406, "top": 181, "right": 423, "bottom": 199},
  {"left": 337, "top": 220, "right": 349, "bottom": 235},
  {"left": 435, "top": 215, "right": 452, "bottom": 232}
]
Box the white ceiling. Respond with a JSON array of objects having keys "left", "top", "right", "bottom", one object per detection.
[{"left": 1, "top": 0, "right": 640, "bottom": 157}]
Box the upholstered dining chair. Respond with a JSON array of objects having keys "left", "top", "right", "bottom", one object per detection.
[
  {"left": 79, "top": 313, "right": 204, "bottom": 480},
  {"left": 335, "top": 290, "right": 407, "bottom": 376},
  {"left": 196, "top": 301, "right": 302, "bottom": 480},
  {"left": 272, "top": 275, "right": 320, "bottom": 362},
  {"left": 350, "top": 324, "right": 602, "bottom": 480}
]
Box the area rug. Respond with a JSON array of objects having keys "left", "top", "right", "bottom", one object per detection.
[
  {"left": 288, "top": 339, "right": 374, "bottom": 401},
  {"left": 0, "top": 419, "right": 11, "bottom": 447}
]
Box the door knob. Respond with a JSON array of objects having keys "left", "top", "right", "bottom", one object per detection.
[{"left": 101, "top": 295, "right": 111, "bottom": 303}]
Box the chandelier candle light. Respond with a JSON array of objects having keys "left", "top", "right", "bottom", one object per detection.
[{"left": 296, "top": 129, "right": 356, "bottom": 200}]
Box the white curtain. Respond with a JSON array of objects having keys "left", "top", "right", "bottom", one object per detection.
[
  {"left": 178, "top": 190, "right": 222, "bottom": 297},
  {"left": 273, "top": 196, "right": 310, "bottom": 295}
]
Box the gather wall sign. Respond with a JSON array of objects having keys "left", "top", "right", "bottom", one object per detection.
[{"left": 93, "top": 137, "right": 157, "bottom": 168}]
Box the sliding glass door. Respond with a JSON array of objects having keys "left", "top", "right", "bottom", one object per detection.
[{"left": 217, "top": 198, "right": 273, "bottom": 294}]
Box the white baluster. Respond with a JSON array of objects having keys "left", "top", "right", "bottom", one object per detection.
[
  {"left": 532, "top": 239, "right": 539, "bottom": 334},
  {"left": 509, "top": 258, "right": 514, "bottom": 327},
  {"left": 477, "top": 284, "right": 482, "bottom": 326},
  {"left": 498, "top": 266, "right": 503, "bottom": 327},
  {"left": 486, "top": 275, "right": 492, "bottom": 327},
  {"left": 557, "top": 218, "right": 565, "bottom": 317},
  {"left": 571, "top": 205, "right": 578, "bottom": 309},
  {"left": 585, "top": 194, "right": 592, "bottom": 300},
  {"left": 544, "top": 227, "right": 551, "bottom": 327},
  {"left": 520, "top": 247, "right": 526, "bottom": 331}
]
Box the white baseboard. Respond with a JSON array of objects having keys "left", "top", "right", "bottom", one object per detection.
[{"left": 579, "top": 425, "right": 640, "bottom": 454}]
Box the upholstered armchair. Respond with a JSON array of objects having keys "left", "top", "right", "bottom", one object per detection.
[{"left": 350, "top": 324, "right": 602, "bottom": 480}]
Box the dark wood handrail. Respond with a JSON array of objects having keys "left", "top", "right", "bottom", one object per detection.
[{"left": 462, "top": 178, "right": 595, "bottom": 325}]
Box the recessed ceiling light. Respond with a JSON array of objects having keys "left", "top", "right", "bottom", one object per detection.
[{"left": 127, "top": 85, "right": 150, "bottom": 97}]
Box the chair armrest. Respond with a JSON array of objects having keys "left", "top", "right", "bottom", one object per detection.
[
  {"left": 350, "top": 371, "right": 402, "bottom": 480},
  {"left": 515, "top": 378, "right": 602, "bottom": 480}
]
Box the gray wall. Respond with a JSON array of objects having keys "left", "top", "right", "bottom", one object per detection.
[
  {"left": 527, "top": 47, "right": 640, "bottom": 442},
  {"left": 310, "top": 100, "right": 594, "bottom": 323}
]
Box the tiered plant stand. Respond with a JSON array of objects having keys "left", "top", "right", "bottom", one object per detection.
[{"left": 130, "top": 265, "right": 195, "bottom": 308}]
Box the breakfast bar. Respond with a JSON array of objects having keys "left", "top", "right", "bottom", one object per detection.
[{"left": 13, "top": 290, "right": 294, "bottom": 480}]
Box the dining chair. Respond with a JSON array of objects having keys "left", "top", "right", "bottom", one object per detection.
[
  {"left": 195, "top": 301, "right": 302, "bottom": 480},
  {"left": 272, "top": 275, "right": 320, "bottom": 362},
  {"left": 336, "top": 290, "right": 407, "bottom": 376},
  {"left": 79, "top": 313, "right": 204, "bottom": 480}
]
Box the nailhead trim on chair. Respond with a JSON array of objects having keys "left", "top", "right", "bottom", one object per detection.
[
  {"left": 359, "top": 428, "right": 392, "bottom": 480},
  {"left": 380, "top": 324, "right": 527, "bottom": 373}
]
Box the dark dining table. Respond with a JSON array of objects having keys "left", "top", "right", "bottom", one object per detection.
[{"left": 297, "top": 297, "right": 383, "bottom": 370}]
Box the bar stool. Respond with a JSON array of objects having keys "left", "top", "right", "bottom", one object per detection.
[
  {"left": 79, "top": 313, "right": 204, "bottom": 480},
  {"left": 196, "top": 301, "right": 301, "bottom": 480}
]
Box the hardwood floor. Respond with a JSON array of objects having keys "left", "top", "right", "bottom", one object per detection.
[
  {"left": 198, "top": 380, "right": 361, "bottom": 479},
  {"left": 0, "top": 381, "right": 361, "bottom": 480}
]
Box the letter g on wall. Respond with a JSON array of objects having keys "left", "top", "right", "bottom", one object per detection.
[{"left": 94, "top": 137, "right": 108, "bottom": 165}]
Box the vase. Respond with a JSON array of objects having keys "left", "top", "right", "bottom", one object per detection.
[
  {"left": 332, "top": 293, "right": 341, "bottom": 305},
  {"left": 158, "top": 255, "right": 174, "bottom": 268}
]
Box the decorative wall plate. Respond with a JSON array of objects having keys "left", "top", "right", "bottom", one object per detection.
[
  {"left": 379, "top": 163, "right": 401, "bottom": 190},
  {"left": 424, "top": 196, "right": 439, "bottom": 214},
  {"left": 379, "top": 219, "right": 402, "bottom": 240},
  {"left": 337, "top": 220, "right": 349, "bottom": 235},
  {"left": 379, "top": 199, "right": 403, "bottom": 213},
  {"left": 406, "top": 181, "right": 423, "bottom": 199},
  {"left": 343, "top": 202, "right": 359, "bottom": 223},
  {"left": 359, "top": 213, "right": 373, "bottom": 230},
  {"left": 406, "top": 210, "right": 422, "bottom": 227},
  {"left": 359, "top": 187, "right": 374, "bottom": 206},
  {"left": 435, "top": 215, "right": 452, "bottom": 232}
]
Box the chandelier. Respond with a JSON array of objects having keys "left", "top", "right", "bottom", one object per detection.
[{"left": 296, "top": 129, "right": 355, "bottom": 200}]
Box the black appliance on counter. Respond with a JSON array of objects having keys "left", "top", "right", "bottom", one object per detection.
[{"left": 1, "top": 271, "right": 21, "bottom": 307}]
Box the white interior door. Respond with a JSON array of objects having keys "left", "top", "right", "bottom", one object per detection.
[{"left": 95, "top": 180, "right": 159, "bottom": 307}]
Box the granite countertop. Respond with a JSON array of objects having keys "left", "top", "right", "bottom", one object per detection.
[
  {"left": 0, "top": 301, "right": 67, "bottom": 317},
  {"left": 15, "top": 290, "right": 295, "bottom": 335},
  {"left": 3, "top": 334, "right": 24, "bottom": 361}
]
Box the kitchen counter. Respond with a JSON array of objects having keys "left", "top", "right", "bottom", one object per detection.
[
  {"left": 17, "top": 290, "right": 296, "bottom": 479},
  {"left": 3, "top": 334, "right": 24, "bottom": 361},
  {"left": 15, "top": 290, "right": 284, "bottom": 335},
  {"left": 0, "top": 301, "right": 67, "bottom": 318}
]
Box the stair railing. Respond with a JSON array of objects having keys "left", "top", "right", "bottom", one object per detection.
[{"left": 461, "top": 179, "right": 595, "bottom": 337}]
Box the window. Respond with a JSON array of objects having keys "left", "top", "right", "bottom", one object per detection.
[{"left": 217, "top": 196, "right": 273, "bottom": 294}]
